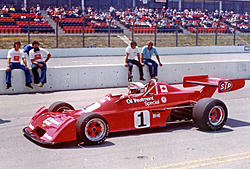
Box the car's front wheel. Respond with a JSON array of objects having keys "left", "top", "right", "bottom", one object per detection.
[
  {"left": 48, "top": 101, "right": 75, "bottom": 112},
  {"left": 76, "top": 112, "right": 109, "bottom": 145},
  {"left": 193, "top": 98, "right": 228, "bottom": 131}
]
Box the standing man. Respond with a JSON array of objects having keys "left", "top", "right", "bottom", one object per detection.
[
  {"left": 30, "top": 41, "right": 51, "bottom": 87},
  {"left": 6, "top": 41, "right": 33, "bottom": 89},
  {"left": 141, "top": 41, "right": 162, "bottom": 79},
  {"left": 125, "top": 41, "right": 145, "bottom": 82}
]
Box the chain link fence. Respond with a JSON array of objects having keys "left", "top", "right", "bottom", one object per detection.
[{"left": 0, "top": 18, "right": 249, "bottom": 49}]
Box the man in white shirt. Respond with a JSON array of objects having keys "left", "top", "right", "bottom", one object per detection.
[
  {"left": 125, "top": 41, "right": 145, "bottom": 82},
  {"left": 6, "top": 41, "right": 33, "bottom": 89},
  {"left": 30, "top": 41, "right": 51, "bottom": 87}
]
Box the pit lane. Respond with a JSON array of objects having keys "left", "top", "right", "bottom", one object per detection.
[{"left": 0, "top": 81, "right": 249, "bottom": 169}]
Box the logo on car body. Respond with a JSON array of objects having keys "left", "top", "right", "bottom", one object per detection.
[{"left": 218, "top": 80, "right": 233, "bottom": 92}]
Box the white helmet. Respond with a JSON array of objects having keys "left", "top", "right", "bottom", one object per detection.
[{"left": 128, "top": 82, "right": 145, "bottom": 94}]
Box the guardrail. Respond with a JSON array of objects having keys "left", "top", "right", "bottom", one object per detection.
[{"left": 1, "top": 61, "right": 249, "bottom": 94}]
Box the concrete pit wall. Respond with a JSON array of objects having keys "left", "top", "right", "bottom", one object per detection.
[
  {"left": 0, "top": 46, "right": 249, "bottom": 58},
  {"left": 1, "top": 61, "right": 250, "bottom": 94}
]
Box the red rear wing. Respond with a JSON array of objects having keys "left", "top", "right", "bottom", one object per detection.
[{"left": 183, "top": 75, "right": 245, "bottom": 93}]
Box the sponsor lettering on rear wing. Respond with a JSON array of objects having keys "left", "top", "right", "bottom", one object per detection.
[{"left": 183, "top": 75, "right": 245, "bottom": 93}]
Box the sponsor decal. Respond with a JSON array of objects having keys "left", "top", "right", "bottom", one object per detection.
[
  {"left": 161, "top": 97, "right": 167, "bottom": 103},
  {"left": 126, "top": 96, "right": 154, "bottom": 104},
  {"left": 43, "top": 133, "right": 52, "bottom": 140},
  {"left": 218, "top": 80, "right": 233, "bottom": 92},
  {"left": 127, "top": 96, "right": 159, "bottom": 106},
  {"left": 43, "top": 117, "right": 60, "bottom": 126},
  {"left": 160, "top": 85, "right": 168, "bottom": 93},
  {"left": 144, "top": 100, "right": 159, "bottom": 106},
  {"left": 153, "top": 113, "right": 160, "bottom": 118}
]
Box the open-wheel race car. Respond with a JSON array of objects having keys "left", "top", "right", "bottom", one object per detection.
[{"left": 23, "top": 75, "right": 245, "bottom": 146}]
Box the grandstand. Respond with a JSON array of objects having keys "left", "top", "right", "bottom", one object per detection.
[
  {"left": 0, "top": 3, "right": 249, "bottom": 34},
  {"left": 0, "top": 0, "right": 248, "bottom": 49},
  {"left": 0, "top": 8, "right": 54, "bottom": 33},
  {"left": 0, "top": 0, "right": 249, "bottom": 13},
  {"left": 47, "top": 7, "right": 123, "bottom": 34}
]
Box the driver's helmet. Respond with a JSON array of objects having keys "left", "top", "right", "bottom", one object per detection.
[{"left": 128, "top": 82, "right": 145, "bottom": 94}]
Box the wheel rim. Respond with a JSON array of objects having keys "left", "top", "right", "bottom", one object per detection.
[
  {"left": 85, "top": 118, "right": 106, "bottom": 142},
  {"left": 209, "top": 106, "right": 225, "bottom": 126}
]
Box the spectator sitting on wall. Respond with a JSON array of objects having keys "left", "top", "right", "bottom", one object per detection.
[
  {"left": 30, "top": 41, "right": 51, "bottom": 87},
  {"left": 141, "top": 41, "right": 162, "bottom": 80},
  {"left": 125, "top": 41, "right": 145, "bottom": 82},
  {"left": 5, "top": 41, "right": 33, "bottom": 89}
]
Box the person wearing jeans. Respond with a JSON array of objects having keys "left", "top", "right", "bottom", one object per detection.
[
  {"left": 5, "top": 41, "right": 33, "bottom": 89},
  {"left": 125, "top": 41, "right": 145, "bottom": 82},
  {"left": 141, "top": 41, "right": 162, "bottom": 79},
  {"left": 29, "top": 41, "right": 51, "bottom": 87}
]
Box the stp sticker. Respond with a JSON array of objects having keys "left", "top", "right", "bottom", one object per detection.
[{"left": 219, "top": 80, "right": 233, "bottom": 92}]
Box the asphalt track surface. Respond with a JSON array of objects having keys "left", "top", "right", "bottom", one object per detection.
[
  {"left": 0, "top": 53, "right": 250, "bottom": 68},
  {"left": 0, "top": 81, "right": 250, "bottom": 169}
]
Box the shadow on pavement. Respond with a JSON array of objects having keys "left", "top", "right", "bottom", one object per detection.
[
  {"left": 109, "top": 121, "right": 195, "bottom": 138},
  {"left": 0, "top": 119, "right": 11, "bottom": 125},
  {"left": 226, "top": 118, "right": 250, "bottom": 128}
]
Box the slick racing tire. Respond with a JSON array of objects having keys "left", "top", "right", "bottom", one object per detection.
[
  {"left": 193, "top": 98, "right": 228, "bottom": 131},
  {"left": 48, "top": 101, "right": 75, "bottom": 112},
  {"left": 76, "top": 112, "right": 109, "bottom": 145}
]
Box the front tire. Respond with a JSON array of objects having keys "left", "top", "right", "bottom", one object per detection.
[
  {"left": 48, "top": 101, "right": 75, "bottom": 112},
  {"left": 193, "top": 98, "right": 228, "bottom": 131},
  {"left": 76, "top": 112, "right": 109, "bottom": 145}
]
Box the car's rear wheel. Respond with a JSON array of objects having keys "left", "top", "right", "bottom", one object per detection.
[
  {"left": 76, "top": 112, "right": 109, "bottom": 145},
  {"left": 193, "top": 98, "right": 228, "bottom": 131},
  {"left": 48, "top": 101, "right": 75, "bottom": 112}
]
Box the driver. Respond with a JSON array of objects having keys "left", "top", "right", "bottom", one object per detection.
[{"left": 128, "top": 82, "right": 145, "bottom": 95}]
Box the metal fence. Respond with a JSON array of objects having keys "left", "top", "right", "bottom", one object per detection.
[{"left": 0, "top": 19, "right": 249, "bottom": 49}]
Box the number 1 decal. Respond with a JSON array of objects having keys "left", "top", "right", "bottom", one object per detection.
[{"left": 134, "top": 110, "right": 150, "bottom": 128}]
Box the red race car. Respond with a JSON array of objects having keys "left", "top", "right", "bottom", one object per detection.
[{"left": 23, "top": 75, "right": 245, "bottom": 146}]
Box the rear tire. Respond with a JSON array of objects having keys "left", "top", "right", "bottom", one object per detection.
[
  {"left": 48, "top": 101, "right": 75, "bottom": 112},
  {"left": 76, "top": 112, "right": 109, "bottom": 145},
  {"left": 193, "top": 98, "right": 228, "bottom": 131}
]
